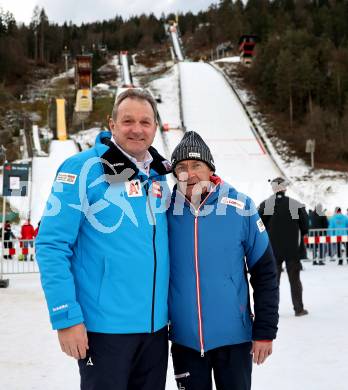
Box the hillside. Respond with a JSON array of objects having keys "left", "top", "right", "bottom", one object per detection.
[{"left": 1, "top": 1, "right": 348, "bottom": 170}]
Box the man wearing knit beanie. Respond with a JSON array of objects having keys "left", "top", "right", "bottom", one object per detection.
[
  {"left": 171, "top": 131, "right": 216, "bottom": 205},
  {"left": 168, "top": 131, "right": 279, "bottom": 390}
]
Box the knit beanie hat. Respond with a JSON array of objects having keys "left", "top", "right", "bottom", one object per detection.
[{"left": 171, "top": 131, "right": 215, "bottom": 173}]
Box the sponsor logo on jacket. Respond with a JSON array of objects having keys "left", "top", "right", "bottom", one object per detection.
[
  {"left": 221, "top": 197, "right": 245, "bottom": 210},
  {"left": 56, "top": 172, "right": 77, "bottom": 185}
]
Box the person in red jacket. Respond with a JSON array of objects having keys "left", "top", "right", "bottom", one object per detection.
[{"left": 21, "top": 219, "right": 35, "bottom": 261}]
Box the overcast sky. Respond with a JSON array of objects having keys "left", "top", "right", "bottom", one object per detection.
[{"left": 0, "top": 0, "right": 220, "bottom": 25}]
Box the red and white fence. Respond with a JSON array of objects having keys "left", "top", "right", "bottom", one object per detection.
[
  {"left": 304, "top": 234, "right": 348, "bottom": 245},
  {"left": 303, "top": 228, "right": 348, "bottom": 263},
  {"left": 1, "top": 239, "right": 38, "bottom": 274},
  {"left": 1, "top": 229, "right": 347, "bottom": 277}
]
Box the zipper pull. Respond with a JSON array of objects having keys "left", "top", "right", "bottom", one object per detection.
[
  {"left": 143, "top": 182, "right": 149, "bottom": 195},
  {"left": 200, "top": 348, "right": 205, "bottom": 357},
  {"left": 194, "top": 209, "right": 199, "bottom": 217}
]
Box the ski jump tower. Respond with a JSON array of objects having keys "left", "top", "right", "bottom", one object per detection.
[{"left": 74, "top": 54, "right": 93, "bottom": 113}]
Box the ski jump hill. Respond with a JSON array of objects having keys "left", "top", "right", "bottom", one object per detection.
[
  {"left": 178, "top": 61, "right": 283, "bottom": 205},
  {"left": 15, "top": 48, "right": 287, "bottom": 225}
]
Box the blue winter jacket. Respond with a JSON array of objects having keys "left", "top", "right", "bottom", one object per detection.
[
  {"left": 168, "top": 177, "right": 279, "bottom": 353},
  {"left": 36, "top": 131, "right": 171, "bottom": 333},
  {"left": 328, "top": 213, "right": 348, "bottom": 236}
]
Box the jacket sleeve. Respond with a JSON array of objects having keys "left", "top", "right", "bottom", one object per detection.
[
  {"left": 36, "top": 157, "right": 87, "bottom": 330},
  {"left": 244, "top": 199, "right": 279, "bottom": 340},
  {"left": 298, "top": 206, "right": 309, "bottom": 236},
  {"left": 257, "top": 200, "right": 273, "bottom": 231},
  {"left": 322, "top": 216, "right": 328, "bottom": 229}
]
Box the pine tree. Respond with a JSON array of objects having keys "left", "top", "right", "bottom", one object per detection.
[{"left": 275, "top": 48, "right": 297, "bottom": 128}]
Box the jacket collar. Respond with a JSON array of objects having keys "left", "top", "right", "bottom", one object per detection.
[
  {"left": 275, "top": 191, "right": 286, "bottom": 199},
  {"left": 95, "top": 131, "right": 172, "bottom": 181}
]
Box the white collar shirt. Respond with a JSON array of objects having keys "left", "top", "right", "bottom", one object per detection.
[{"left": 111, "top": 136, "right": 153, "bottom": 177}]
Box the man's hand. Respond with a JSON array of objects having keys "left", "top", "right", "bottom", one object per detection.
[
  {"left": 251, "top": 340, "right": 273, "bottom": 365},
  {"left": 57, "top": 323, "right": 89, "bottom": 359}
]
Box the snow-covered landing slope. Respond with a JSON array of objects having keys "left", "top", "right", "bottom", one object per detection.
[
  {"left": 179, "top": 62, "right": 282, "bottom": 205},
  {"left": 149, "top": 65, "right": 184, "bottom": 188},
  {"left": 150, "top": 65, "right": 183, "bottom": 152}
]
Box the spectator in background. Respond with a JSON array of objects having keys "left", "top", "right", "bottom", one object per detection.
[
  {"left": 258, "top": 177, "right": 309, "bottom": 317},
  {"left": 328, "top": 207, "right": 348, "bottom": 265},
  {"left": 3, "top": 221, "right": 16, "bottom": 259},
  {"left": 21, "top": 219, "right": 35, "bottom": 261},
  {"left": 311, "top": 204, "right": 328, "bottom": 265},
  {"left": 308, "top": 209, "right": 314, "bottom": 229}
]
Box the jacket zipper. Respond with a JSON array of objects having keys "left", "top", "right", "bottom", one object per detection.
[
  {"left": 191, "top": 188, "right": 217, "bottom": 357},
  {"left": 145, "top": 182, "right": 157, "bottom": 333},
  {"left": 194, "top": 210, "right": 205, "bottom": 357}
]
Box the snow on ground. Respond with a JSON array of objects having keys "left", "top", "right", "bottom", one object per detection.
[
  {"left": 149, "top": 65, "right": 182, "bottom": 133},
  {"left": 282, "top": 159, "right": 348, "bottom": 214},
  {"left": 1, "top": 262, "right": 347, "bottom": 389},
  {"left": 152, "top": 128, "right": 169, "bottom": 162},
  {"left": 254, "top": 260, "right": 348, "bottom": 390},
  {"left": 132, "top": 62, "right": 168, "bottom": 77},
  {"left": 112, "top": 54, "right": 123, "bottom": 90},
  {"left": 93, "top": 83, "right": 110, "bottom": 92},
  {"left": 215, "top": 56, "right": 241, "bottom": 63},
  {"left": 216, "top": 59, "right": 348, "bottom": 213},
  {"left": 70, "top": 127, "right": 102, "bottom": 151},
  {"left": 148, "top": 64, "right": 184, "bottom": 188},
  {"left": 50, "top": 67, "right": 75, "bottom": 84},
  {"left": 179, "top": 61, "right": 282, "bottom": 206},
  {"left": 149, "top": 65, "right": 183, "bottom": 148}
]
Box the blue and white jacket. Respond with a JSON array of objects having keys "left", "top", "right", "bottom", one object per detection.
[
  {"left": 36, "top": 131, "right": 171, "bottom": 333},
  {"left": 167, "top": 177, "right": 279, "bottom": 354}
]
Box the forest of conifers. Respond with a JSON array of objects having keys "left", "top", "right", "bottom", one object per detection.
[{"left": 1, "top": 0, "right": 348, "bottom": 167}]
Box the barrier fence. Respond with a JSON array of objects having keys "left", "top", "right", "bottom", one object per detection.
[
  {"left": 303, "top": 228, "right": 348, "bottom": 265},
  {"left": 1, "top": 228, "right": 347, "bottom": 276},
  {"left": 1, "top": 239, "right": 39, "bottom": 275}
]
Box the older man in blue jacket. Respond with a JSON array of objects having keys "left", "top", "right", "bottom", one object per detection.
[
  {"left": 36, "top": 89, "right": 172, "bottom": 390},
  {"left": 168, "top": 131, "right": 279, "bottom": 390}
]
